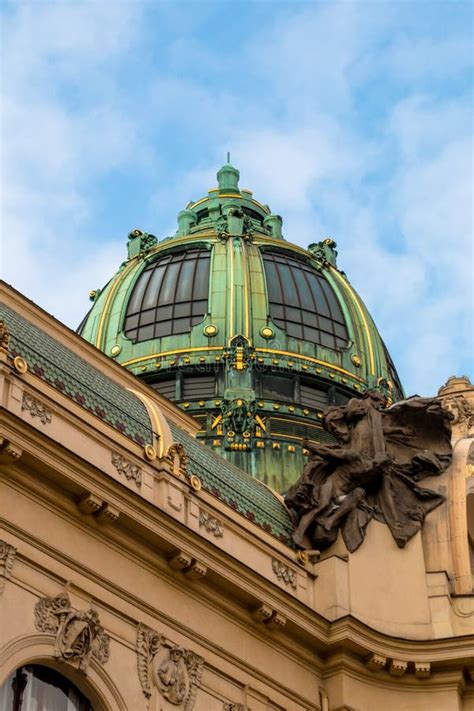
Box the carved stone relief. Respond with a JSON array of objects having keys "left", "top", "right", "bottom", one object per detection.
[
  {"left": 111, "top": 451, "right": 142, "bottom": 487},
  {"left": 271, "top": 559, "right": 296, "bottom": 590},
  {"left": 223, "top": 704, "right": 245, "bottom": 711},
  {"left": 199, "top": 510, "right": 224, "bottom": 538},
  {"left": 137, "top": 623, "right": 203, "bottom": 708},
  {"left": 21, "top": 393, "right": 52, "bottom": 425},
  {"left": 442, "top": 395, "right": 474, "bottom": 435},
  {"left": 34, "top": 592, "right": 110, "bottom": 672},
  {"left": 285, "top": 391, "right": 452, "bottom": 553},
  {"left": 0, "top": 540, "right": 17, "bottom": 593}
]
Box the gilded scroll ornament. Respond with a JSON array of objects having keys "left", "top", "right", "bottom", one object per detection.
[
  {"left": 285, "top": 391, "right": 452, "bottom": 553},
  {"left": 21, "top": 393, "right": 52, "bottom": 425},
  {"left": 0, "top": 540, "right": 17, "bottom": 594},
  {"left": 34, "top": 592, "right": 110, "bottom": 672},
  {"left": 136, "top": 623, "right": 203, "bottom": 709},
  {"left": 0, "top": 320, "right": 10, "bottom": 350}
]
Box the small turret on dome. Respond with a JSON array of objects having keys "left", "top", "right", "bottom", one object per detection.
[{"left": 217, "top": 155, "right": 240, "bottom": 194}]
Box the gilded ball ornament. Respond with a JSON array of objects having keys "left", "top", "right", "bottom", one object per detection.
[
  {"left": 260, "top": 327, "right": 274, "bottom": 339},
  {"left": 203, "top": 324, "right": 218, "bottom": 337}
]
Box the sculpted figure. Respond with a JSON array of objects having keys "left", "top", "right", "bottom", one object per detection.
[
  {"left": 56, "top": 608, "right": 101, "bottom": 670},
  {"left": 156, "top": 645, "right": 189, "bottom": 705},
  {"left": 285, "top": 391, "right": 452, "bottom": 552}
]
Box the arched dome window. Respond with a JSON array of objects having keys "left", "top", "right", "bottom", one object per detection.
[
  {"left": 0, "top": 665, "right": 93, "bottom": 710},
  {"left": 262, "top": 251, "right": 348, "bottom": 349},
  {"left": 124, "top": 248, "right": 210, "bottom": 342}
]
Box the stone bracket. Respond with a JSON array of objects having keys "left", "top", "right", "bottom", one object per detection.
[{"left": 168, "top": 550, "right": 207, "bottom": 580}]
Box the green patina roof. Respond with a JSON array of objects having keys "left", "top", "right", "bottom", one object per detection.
[
  {"left": 1, "top": 300, "right": 294, "bottom": 545},
  {"left": 168, "top": 421, "right": 294, "bottom": 545}
]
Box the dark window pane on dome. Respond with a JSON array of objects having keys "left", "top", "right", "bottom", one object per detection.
[
  {"left": 142, "top": 266, "right": 165, "bottom": 310},
  {"left": 172, "top": 317, "right": 192, "bottom": 334},
  {"left": 271, "top": 304, "right": 285, "bottom": 320},
  {"left": 191, "top": 299, "right": 207, "bottom": 316},
  {"left": 159, "top": 261, "right": 181, "bottom": 303},
  {"left": 264, "top": 260, "right": 283, "bottom": 303},
  {"left": 125, "top": 314, "right": 139, "bottom": 331},
  {"left": 155, "top": 320, "right": 172, "bottom": 337},
  {"left": 334, "top": 322, "right": 347, "bottom": 339},
  {"left": 174, "top": 302, "right": 189, "bottom": 318},
  {"left": 319, "top": 331, "right": 335, "bottom": 349},
  {"left": 319, "top": 315, "right": 334, "bottom": 334},
  {"left": 140, "top": 309, "right": 156, "bottom": 326},
  {"left": 305, "top": 273, "right": 331, "bottom": 317},
  {"left": 176, "top": 259, "right": 195, "bottom": 301},
  {"left": 138, "top": 324, "right": 155, "bottom": 341},
  {"left": 261, "top": 374, "right": 294, "bottom": 402},
  {"left": 156, "top": 305, "right": 173, "bottom": 321},
  {"left": 124, "top": 248, "right": 210, "bottom": 342},
  {"left": 262, "top": 251, "right": 348, "bottom": 348},
  {"left": 286, "top": 322, "right": 303, "bottom": 339},
  {"left": 302, "top": 310, "right": 318, "bottom": 327},
  {"left": 194, "top": 256, "right": 210, "bottom": 300},
  {"left": 128, "top": 268, "right": 152, "bottom": 314},
  {"left": 304, "top": 326, "right": 320, "bottom": 343}
]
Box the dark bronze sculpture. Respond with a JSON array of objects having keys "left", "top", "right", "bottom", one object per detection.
[{"left": 285, "top": 391, "right": 452, "bottom": 553}]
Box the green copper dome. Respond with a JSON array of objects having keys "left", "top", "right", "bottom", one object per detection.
[{"left": 79, "top": 163, "right": 404, "bottom": 492}]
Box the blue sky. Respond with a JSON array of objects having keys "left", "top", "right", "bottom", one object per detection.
[{"left": 1, "top": 0, "right": 472, "bottom": 396}]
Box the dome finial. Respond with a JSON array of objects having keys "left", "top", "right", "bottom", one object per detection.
[{"left": 217, "top": 158, "right": 240, "bottom": 194}]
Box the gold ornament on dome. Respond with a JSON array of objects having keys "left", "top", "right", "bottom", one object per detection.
[
  {"left": 351, "top": 354, "right": 362, "bottom": 367},
  {"left": 203, "top": 324, "right": 218, "bottom": 337},
  {"left": 110, "top": 344, "right": 121, "bottom": 356},
  {"left": 260, "top": 326, "right": 274, "bottom": 339}
]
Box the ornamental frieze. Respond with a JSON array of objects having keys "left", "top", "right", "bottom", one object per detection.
[
  {"left": 136, "top": 623, "right": 203, "bottom": 708},
  {"left": 34, "top": 592, "right": 110, "bottom": 672},
  {"left": 111, "top": 451, "right": 142, "bottom": 487},
  {"left": 271, "top": 559, "right": 297, "bottom": 590},
  {"left": 21, "top": 393, "right": 52, "bottom": 425},
  {"left": 199, "top": 510, "right": 224, "bottom": 538},
  {"left": 0, "top": 540, "right": 17, "bottom": 594}
]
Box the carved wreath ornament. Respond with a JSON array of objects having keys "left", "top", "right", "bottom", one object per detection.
[
  {"left": 137, "top": 623, "right": 203, "bottom": 709},
  {"left": 34, "top": 592, "right": 110, "bottom": 672}
]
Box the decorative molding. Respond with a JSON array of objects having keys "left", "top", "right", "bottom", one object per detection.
[
  {"left": 166, "top": 442, "right": 188, "bottom": 477},
  {"left": 111, "top": 451, "right": 142, "bottom": 487},
  {"left": 252, "top": 604, "right": 286, "bottom": 629},
  {"left": 34, "top": 592, "right": 110, "bottom": 672},
  {"left": 0, "top": 437, "right": 22, "bottom": 463},
  {"left": 0, "top": 540, "right": 17, "bottom": 593},
  {"left": 272, "top": 559, "right": 297, "bottom": 590},
  {"left": 389, "top": 659, "right": 407, "bottom": 676},
  {"left": 136, "top": 623, "right": 204, "bottom": 709},
  {"left": 0, "top": 319, "right": 11, "bottom": 351},
  {"left": 21, "top": 393, "right": 52, "bottom": 425},
  {"left": 223, "top": 704, "right": 245, "bottom": 711},
  {"left": 366, "top": 653, "right": 387, "bottom": 671},
  {"left": 199, "top": 510, "right": 224, "bottom": 538}
]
